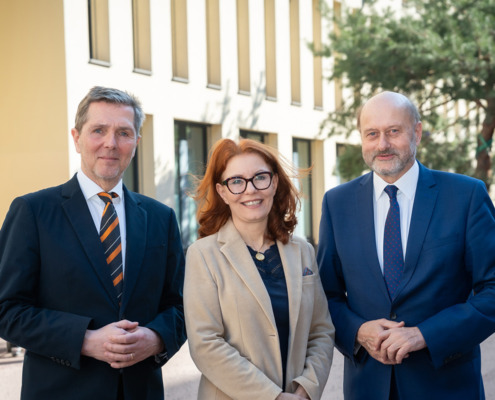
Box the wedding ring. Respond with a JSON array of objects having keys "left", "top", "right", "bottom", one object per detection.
[{"left": 130, "top": 353, "right": 134, "bottom": 361}]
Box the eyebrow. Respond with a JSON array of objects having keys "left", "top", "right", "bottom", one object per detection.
[
  {"left": 363, "top": 125, "right": 403, "bottom": 133},
  {"left": 225, "top": 170, "right": 271, "bottom": 179},
  {"left": 89, "top": 123, "right": 134, "bottom": 131}
]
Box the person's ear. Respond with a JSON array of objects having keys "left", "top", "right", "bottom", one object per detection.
[
  {"left": 272, "top": 173, "right": 279, "bottom": 192},
  {"left": 415, "top": 121, "right": 422, "bottom": 145},
  {"left": 216, "top": 183, "right": 229, "bottom": 205},
  {"left": 71, "top": 129, "right": 81, "bottom": 153}
]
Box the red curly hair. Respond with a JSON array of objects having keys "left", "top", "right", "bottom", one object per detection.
[{"left": 194, "top": 138, "right": 305, "bottom": 244}]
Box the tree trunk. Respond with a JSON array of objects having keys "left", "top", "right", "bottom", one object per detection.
[{"left": 474, "top": 98, "right": 495, "bottom": 190}]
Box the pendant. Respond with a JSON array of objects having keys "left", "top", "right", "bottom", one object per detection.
[{"left": 255, "top": 252, "right": 265, "bottom": 261}]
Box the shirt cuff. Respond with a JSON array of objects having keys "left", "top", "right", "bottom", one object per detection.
[{"left": 154, "top": 350, "right": 168, "bottom": 364}]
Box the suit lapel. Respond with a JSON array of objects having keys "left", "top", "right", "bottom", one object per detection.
[
  {"left": 218, "top": 220, "right": 276, "bottom": 327},
  {"left": 120, "top": 188, "right": 147, "bottom": 312},
  {"left": 357, "top": 173, "right": 391, "bottom": 300},
  {"left": 396, "top": 164, "right": 438, "bottom": 298},
  {"left": 61, "top": 176, "right": 120, "bottom": 308}
]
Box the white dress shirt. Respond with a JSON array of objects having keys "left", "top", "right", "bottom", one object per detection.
[
  {"left": 76, "top": 171, "right": 127, "bottom": 273},
  {"left": 373, "top": 161, "right": 419, "bottom": 272}
]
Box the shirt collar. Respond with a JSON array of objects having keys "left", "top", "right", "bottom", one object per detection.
[
  {"left": 76, "top": 170, "right": 123, "bottom": 203},
  {"left": 373, "top": 160, "right": 419, "bottom": 201}
]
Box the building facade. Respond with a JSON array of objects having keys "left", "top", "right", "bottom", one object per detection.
[{"left": 1, "top": 0, "right": 360, "bottom": 247}]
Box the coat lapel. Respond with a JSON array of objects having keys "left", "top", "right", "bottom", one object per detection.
[
  {"left": 217, "top": 220, "right": 276, "bottom": 328},
  {"left": 278, "top": 238, "right": 302, "bottom": 360},
  {"left": 61, "top": 175, "right": 120, "bottom": 308},
  {"left": 120, "top": 188, "right": 147, "bottom": 312},
  {"left": 356, "top": 173, "right": 391, "bottom": 300},
  {"left": 396, "top": 163, "right": 438, "bottom": 298}
]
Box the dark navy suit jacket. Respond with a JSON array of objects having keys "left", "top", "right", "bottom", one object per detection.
[
  {"left": 318, "top": 162, "right": 495, "bottom": 399},
  {"left": 0, "top": 175, "right": 186, "bottom": 400}
]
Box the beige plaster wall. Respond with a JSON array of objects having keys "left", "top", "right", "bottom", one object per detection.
[{"left": 0, "top": 0, "right": 69, "bottom": 223}]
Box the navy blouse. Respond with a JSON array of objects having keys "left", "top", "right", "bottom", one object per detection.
[{"left": 247, "top": 243, "right": 290, "bottom": 387}]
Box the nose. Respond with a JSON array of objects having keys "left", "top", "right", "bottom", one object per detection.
[
  {"left": 103, "top": 132, "right": 117, "bottom": 148},
  {"left": 244, "top": 180, "right": 258, "bottom": 193},
  {"left": 377, "top": 132, "right": 390, "bottom": 151}
]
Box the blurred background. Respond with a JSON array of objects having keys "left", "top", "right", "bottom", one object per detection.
[{"left": 2, "top": 0, "right": 494, "bottom": 250}]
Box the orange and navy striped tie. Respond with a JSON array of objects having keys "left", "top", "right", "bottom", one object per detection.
[{"left": 98, "top": 192, "right": 123, "bottom": 301}]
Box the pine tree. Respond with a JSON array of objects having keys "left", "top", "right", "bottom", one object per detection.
[{"left": 318, "top": 0, "right": 495, "bottom": 187}]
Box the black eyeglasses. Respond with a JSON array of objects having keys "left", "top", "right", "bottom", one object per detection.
[{"left": 221, "top": 171, "right": 274, "bottom": 195}]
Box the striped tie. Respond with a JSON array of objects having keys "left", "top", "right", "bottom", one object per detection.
[{"left": 98, "top": 192, "right": 123, "bottom": 300}]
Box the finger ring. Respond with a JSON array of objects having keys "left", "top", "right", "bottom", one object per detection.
[{"left": 130, "top": 353, "right": 134, "bottom": 361}]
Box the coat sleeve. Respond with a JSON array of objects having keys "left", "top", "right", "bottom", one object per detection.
[
  {"left": 292, "top": 242, "right": 335, "bottom": 400},
  {"left": 145, "top": 208, "right": 186, "bottom": 362},
  {"left": 418, "top": 180, "right": 495, "bottom": 368},
  {"left": 184, "top": 244, "right": 283, "bottom": 400},
  {"left": 317, "top": 191, "right": 367, "bottom": 363},
  {"left": 0, "top": 197, "right": 91, "bottom": 369}
]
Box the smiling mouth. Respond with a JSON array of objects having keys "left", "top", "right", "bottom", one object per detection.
[
  {"left": 99, "top": 156, "right": 119, "bottom": 161},
  {"left": 375, "top": 153, "right": 396, "bottom": 160},
  {"left": 243, "top": 200, "right": 262, "bottom": 206}
]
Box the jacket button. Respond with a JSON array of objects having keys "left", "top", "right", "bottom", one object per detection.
[{"left": 390, "top": 312, "right": 397, "bottom": 320}]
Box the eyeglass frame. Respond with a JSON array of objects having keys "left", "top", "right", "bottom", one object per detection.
[{"left": 221, "top": 171, "right": 274, "bottom": 195}]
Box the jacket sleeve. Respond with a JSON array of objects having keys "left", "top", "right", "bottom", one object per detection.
[
  {"left": 317, "top": 191, "right": 367, "bottom": 363},
  {"left": 418, "top": 180, "right": 495, "bottom": 368},
  {"left": 145, "top": 209, "right": 186, "bottom": 363},
  {"left": 184, "top": 244, "right": 283, "bottom": 400},
  {"left": 292, "top": 242, "right": 335, "bottom": 400},
  {"left": 0, "top": 197, "right": 91, "bottom": 369}
]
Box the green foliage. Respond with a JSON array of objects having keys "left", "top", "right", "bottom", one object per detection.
[
  {"left": 336, "top": 144, "right": 369, "bottom": 182},
  {"left": 416, "top": 131, "right": 475, "bottom": 176},
  {"left": 317, "top": 0, "right": 495, "bottom": 183}
]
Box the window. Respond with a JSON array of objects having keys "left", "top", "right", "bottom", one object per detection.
[
  {"left": 174, "top": 122, "right": 208, "bottom": 248},
  {"left": 333, "top": 1, "right": 343, "bottom": 109},
  {"left": 88, "top": 0, "right": 110, "bottom": 65},
  {"left": 293, "top": 138, "right": 313, "bottom": 244},
  {"left": 240, "top": 130, "right": 267, "bottom": 143},
  {"left": 290, "top": 0, "right": 301, "bottom": 105},
  {"left": 237, "top": 0, "right": 251, "bottom": 94},
  {"left": 206, "top": 0, "right": 221, "bottom": 87},
  {"left": 171, "top": 0, "right": 188, "bottom": 81},
  {"left": 123, "top": 152, "right": 139, "bottom": 192},
  {"left": 264, "top": 0, "right": 276, "bottom": 100},
  {"left": 123, "top": 115, "right": 155, "bottom": 196},
  {"left": 312, "top": 0, "right": 323, "bottom": 109},
  {"left": 132, "top": 0, "right": 152, "bottom": 73}
]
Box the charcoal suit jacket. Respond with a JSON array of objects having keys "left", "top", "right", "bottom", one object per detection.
[{"left": 0, "top": 175, "right": 186, "bottom": 400}]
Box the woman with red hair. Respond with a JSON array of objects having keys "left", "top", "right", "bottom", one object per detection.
[{"left": 184, "top": 138, "right": 334, "bottom": 400}]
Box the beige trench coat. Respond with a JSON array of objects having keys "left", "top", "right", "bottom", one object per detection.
[{"left": 184, "top": 219, "right": 335, "bottom": 400}]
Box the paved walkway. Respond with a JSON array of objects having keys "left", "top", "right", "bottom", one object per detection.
[{"left": 1, "top": 335, "right": 494, "bottom": 399}]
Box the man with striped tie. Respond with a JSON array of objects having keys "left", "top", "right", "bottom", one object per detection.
[{"left": 0, "top": 87, "right": 186, "bottom": 400}]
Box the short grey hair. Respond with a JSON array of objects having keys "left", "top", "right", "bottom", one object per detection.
[{"left": 74, "top": 86, "right": 145, "bottom": 135}]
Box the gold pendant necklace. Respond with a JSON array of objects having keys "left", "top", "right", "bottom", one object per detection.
[{"left": 253, "top": 238, "right": 266, "bottom": 261}]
